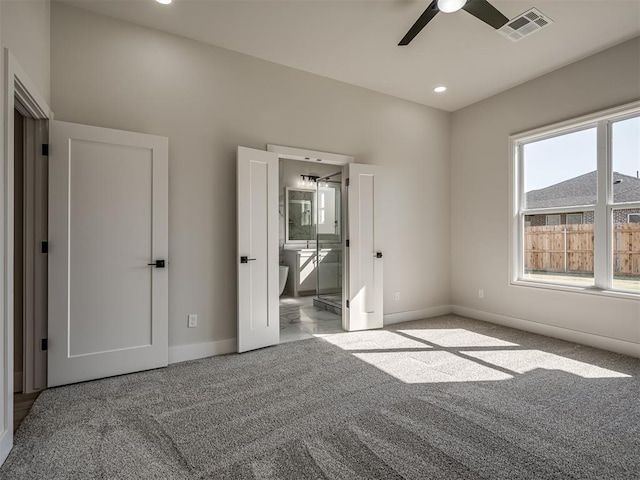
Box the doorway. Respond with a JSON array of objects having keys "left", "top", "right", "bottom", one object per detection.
[
  {"left": 279, "top": 161, "right": 344, "bottom": 343},
  {"left": 237, "top": 145, "right": 384, "bottom": 353},
  {"left": 12, "top": 103, "right": 48, "bottom": 432}
]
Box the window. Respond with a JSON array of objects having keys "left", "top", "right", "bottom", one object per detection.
[
  {"left": 512, "top": 102, "right": 640, "bottom": 295},
  {"left": 545, "top": 215, "right": 561, "bottom": 226},
  {"left": 317, "top": 183, "right": 341, "bottom": 240},
  {"left": 566, "top": 213, "right": 583, "bottom": 225}
]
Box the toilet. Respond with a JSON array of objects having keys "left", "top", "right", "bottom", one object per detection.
[{"left": 279, "top": 265, "right": 289, "bottom": 296}]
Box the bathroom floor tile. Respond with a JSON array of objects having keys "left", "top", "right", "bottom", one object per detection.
[
  {"left": 279, "top": 295, "right": 342, "bottom": 343},
  {"left": 279, "top": 327, "right": 314, "bottom": 343}
]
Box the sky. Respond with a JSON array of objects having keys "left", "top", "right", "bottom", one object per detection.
[{"left": 524, "top": 116, "right": 640, "bottom": 192}]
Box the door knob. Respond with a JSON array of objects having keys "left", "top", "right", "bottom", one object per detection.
[
  {"left": 148, "top": 260, "right": 165, "bottom": 268},
  {"left": 375, "top": 252, "right": 383, "bottom": 259},
  {"left": 240, "top": 256, "right": 257, "bottom": 264}
]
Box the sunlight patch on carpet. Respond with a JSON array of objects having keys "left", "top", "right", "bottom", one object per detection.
[
  {"left": 465, "top": 350, "right": 632, "bottom": 378},
  {"left": 353, "top": 351, "right": 514, "bottom": 383}
]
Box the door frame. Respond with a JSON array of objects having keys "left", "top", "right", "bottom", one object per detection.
[
  {"left": 19, "top": 112, "right": 48, "bottom": 394},
  {"left": 266, "top": 145, "right": 353, "bottom": 331},
  {"left": 1, "top": 48, "right": 50, "bottom": 464}
]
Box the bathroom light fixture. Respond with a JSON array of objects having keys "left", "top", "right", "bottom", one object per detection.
[
  {"left": 299, "top": 175, "right": 320, "bottom": 188},
  {"left": 437, "top": 0, "right": 467, "bottom": 13},
  {"left": 156, "top": 0, "right": 172, "bottom": 5},
  {"left": 434, "top": 86, "right": 447, "bottom": 93}
]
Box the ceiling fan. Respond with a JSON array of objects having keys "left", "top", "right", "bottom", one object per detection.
[{"left": 399, "top": 0, "right": 509, "bottom": 46}]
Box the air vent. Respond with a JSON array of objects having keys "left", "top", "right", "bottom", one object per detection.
[{"left": 497, "top": 8, "right": 553, "bottom": 42}]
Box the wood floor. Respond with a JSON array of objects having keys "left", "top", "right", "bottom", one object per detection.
[{"left": 14, "top": 391, "right": 40, "bottom": 433}]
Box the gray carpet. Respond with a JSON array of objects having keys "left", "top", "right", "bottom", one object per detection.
[{"left": 1, "top": 314, "right": 639, "bottom": 479}]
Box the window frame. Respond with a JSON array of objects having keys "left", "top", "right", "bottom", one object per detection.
[{"left": 510, "top": 100, "right": 640, "bottom": 299}]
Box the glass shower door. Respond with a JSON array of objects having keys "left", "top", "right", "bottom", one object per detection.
[{"left": 316, "top": 172, "right": 343, "bottom": 308}]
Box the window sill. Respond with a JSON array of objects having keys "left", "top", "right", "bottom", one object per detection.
[{"left": 511, "top": 279, "right": 640, "bottom": 301}]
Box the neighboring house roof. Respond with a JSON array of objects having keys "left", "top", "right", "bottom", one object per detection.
[{"left": 526, "top": 171, "right": 640, "bottom": 209}]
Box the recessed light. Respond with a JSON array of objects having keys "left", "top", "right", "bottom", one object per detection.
[
  {"left": 434, "top": 86, "right": 447, "bottom": 93},
  {"left": 156, "top": 0, "right": 172, "bottom": 5}
]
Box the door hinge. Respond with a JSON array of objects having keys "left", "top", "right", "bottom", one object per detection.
[
  {"left": 346, "top": 300, "right": 349, "bottom": 308},
  {"left": 345, "top": 178, "right": 350, "bottom": 187},
  {"left": 41, "top": 338, "right": 48, "bottom": 351},
  {"left": 41, "top": 144, "right": 49, "bottom": 156},
  {"left": 41, "top": 241, "right": 48, "bottom": 254},
  {"left": 345, "top": 239, "right": 349, "bottom": 247}
]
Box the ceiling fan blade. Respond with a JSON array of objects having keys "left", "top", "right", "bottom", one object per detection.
[
  {"left": 462, "top": 0, "right": 509, "bottom": 29},
  {"left": 398, "top": 0, "right": 440, "bottom": 46}
]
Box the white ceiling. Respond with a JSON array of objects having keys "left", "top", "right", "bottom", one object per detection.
[{"left": 60, "top": 0, "right": 640, "bottom": 111}]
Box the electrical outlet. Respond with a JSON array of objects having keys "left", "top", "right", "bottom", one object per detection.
[
  {"left": 188, "top": 314, "right": 197, "bottom": 328},
  {"left": 478, "top": 289, "right": 484, "bottom": 299},
  {"left": 395, "top": 291, "right": 400, "bottom": 301}
]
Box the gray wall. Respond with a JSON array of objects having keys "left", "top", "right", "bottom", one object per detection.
[
  {"left": 451, "top": 37, "right": 640, "bottom": 352},
  {"left": 1, "top": 0, "right": 50, "bottom": 105},
  {"left": 51, "top": 3, "right": 452, "bottom": 349}
]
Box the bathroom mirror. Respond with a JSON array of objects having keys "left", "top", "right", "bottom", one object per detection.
[{"left": 286, "top": 188, "right": 316, "bottom": 242}]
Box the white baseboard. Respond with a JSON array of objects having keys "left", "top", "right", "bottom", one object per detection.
[
  {"left": 384, "top": 305, "right": 453, "bottom": 326},
  {"left": 13, "top": 372, "right": 23, "bottom": 394},
  {"left": 0, "top": 429, "right": 13, "bottom": 469},
  {"left": 168, "top": 338, "right": 237, "bottom": 364},
  {"left": 452, "top": 305, "right": 640, "bottom": 359},
  {"left": 168, "top": 305, "right": 638, "bottom": 363}
]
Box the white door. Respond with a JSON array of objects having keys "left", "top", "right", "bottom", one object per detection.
[
  {"left": 237, "top": 147, "right": 279, "bottom": 353},
  {"left": 48, "top": 121, "right": 168, "bottom": 387},
  {"left": 345, "top": 164, "right": 383, "bottom": 331}
]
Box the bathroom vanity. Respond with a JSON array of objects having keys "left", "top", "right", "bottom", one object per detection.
[{"left": 283, "top": 247, "right": 342, "bottom": 297}]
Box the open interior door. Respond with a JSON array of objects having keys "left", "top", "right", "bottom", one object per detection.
[
  {"left": 48, "top": 121, "right": 168, "bottom": 387},
  {"left": 345, "top": 163, "right": 383, "bottom": 331},
  {"left": 237, "top": 147, "right": 279, "bottom": 353}
]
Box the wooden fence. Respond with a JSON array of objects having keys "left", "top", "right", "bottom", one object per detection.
[{"left": 525, "top": 223, "right": 640, "bottom": 277}]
